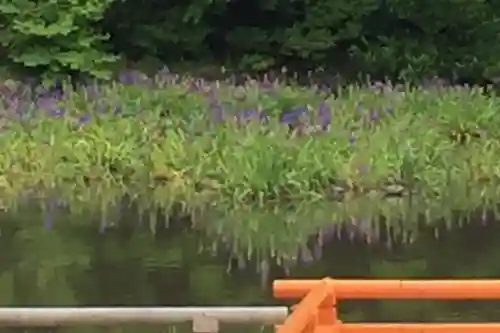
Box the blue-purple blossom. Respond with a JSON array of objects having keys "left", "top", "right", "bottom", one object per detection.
[
  {"left": 317, "top": 101, "right": 331, "bottom": 131},
  {"left": 238, "top": 108, "right": 260, "bottom": 120},
  {"left": 210, "top": 102, "right": 225, "bottom": 123},
  {"left": 78, "top": 113, "right": 91, "bottom": 124},
  {"left": 281, "top": 106, "right": 307, "bottom": 124},
  {"left": 369, "top": 108, "right": 380, "bottom": 121}
]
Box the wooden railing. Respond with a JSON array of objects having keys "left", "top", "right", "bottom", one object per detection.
[
  {"left": 2, "top": 278, "right": 500, "bottom": 333},
  {"left": 274, "top": 277, "right": 500, "bottom": 333},
  {"left": 0, "top": 307, "right": 287, "bottom": 332}
]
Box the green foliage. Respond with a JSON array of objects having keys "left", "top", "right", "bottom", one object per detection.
[
  {"left": 2, "top": 80, "right": 500, "bottom": 254},
  {"left": 97, "top": 0, "right": 500, "bottom": 82},
  {"left": 0, "top": 0, "right": 118, "bottom": 79},
  {"left": 2, "top": 0, "right": 500, "bottom": 81}
]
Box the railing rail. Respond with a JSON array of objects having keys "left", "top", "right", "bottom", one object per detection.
[
  {"left": 273, "top": 277, "right": 500, "bottom": 333},
  {"left": 1, "top": 278, "right": 499, "bottom": 333},
  {"left": 0, "top": 307, "right": 288, "bottom": 332}
]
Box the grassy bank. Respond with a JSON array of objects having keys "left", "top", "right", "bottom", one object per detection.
[{"left": 0, "top": 73, "right": 499, "bottom": 254}]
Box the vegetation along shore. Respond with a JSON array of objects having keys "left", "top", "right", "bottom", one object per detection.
[{"left": 0, "top": 70, "right": 498, "bottom": 256}]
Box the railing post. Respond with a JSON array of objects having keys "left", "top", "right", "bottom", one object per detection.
[
  {"left": 192, "top": 315, "right": 219, "bottom": 333},
  {"left": 276, "top": 278, "right": 332, "bottom": 333},
  {"left": 316, "top": 278, "right": 337, "bottom": 326}
]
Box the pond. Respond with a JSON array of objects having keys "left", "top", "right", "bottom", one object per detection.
[{"left": 1, "top": 210, "right": 500, "bottom": 333}]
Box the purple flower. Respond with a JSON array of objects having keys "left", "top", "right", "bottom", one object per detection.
[
  {"left": 210, "top": 102, "right": 224, "bottom": 123},
  {"left": 317, "top": 101, "right": 331, "bottom": 131},
  {"left": 50, "top": 108, "right": 65, "bottom": 117},
  {"left": 281, "top": 106, "right": 308, "bottom": 134},
  {"left": 368, "top": 109, "right": 380, "bottom": 121},
  {"left": 239, "top": 108, "right": 259, "bottom": 120},
  {"left": 78, "top": 113, "right": 91, "bottom": 124},
  {"left": 281, "top": 106, "right": 307, "bottom": 124},
  {"left": 119, "top": 69, "right": 148, "bottom": 85},
  {"left": 260, "top": 110, "right": 269, "bottom": 124}
]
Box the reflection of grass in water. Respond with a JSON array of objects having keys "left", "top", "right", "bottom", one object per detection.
[{"left": 1, "top": 78, "right": 500, "bottom": 255}]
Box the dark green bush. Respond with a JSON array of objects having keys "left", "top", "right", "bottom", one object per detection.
[
  {"left": 0, "top": 0, "right": 118, "bottom": 80},
  {"left": 2, "top": 0, "right": 500, "bottom": 83}
]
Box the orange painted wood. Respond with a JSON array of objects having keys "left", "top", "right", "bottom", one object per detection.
[
  {"left": 273, "top": 279, "right": 500, "bottom": 299},
  {"left": 276, "top": 279, "right": 333, "bottom": 333},
  {"left": 314, "top": 323, "right": 500, "bottom": 333},
  {"left": 274, "top": 278, "right": 500, "bottom": 333}
]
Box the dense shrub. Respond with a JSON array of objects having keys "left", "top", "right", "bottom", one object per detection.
[
  {"left": 2, "top": 0, "right": 500, "bottom": 84},
  {"left": 0, "top": 0, "right": 117, "bottom": 80}
]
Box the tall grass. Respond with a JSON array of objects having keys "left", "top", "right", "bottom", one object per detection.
[{"left": 0, "top": 72, "right": 499, "bottom": 254}]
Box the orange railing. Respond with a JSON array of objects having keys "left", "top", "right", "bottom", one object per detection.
[{"left": 274, "top": 278, "right": 500, "bottom": 333}]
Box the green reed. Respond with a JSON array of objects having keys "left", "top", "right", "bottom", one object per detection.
[{"left": 1, "top": 80, "right": 500, "bottom": 254}]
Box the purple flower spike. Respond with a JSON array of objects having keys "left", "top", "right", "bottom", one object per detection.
[
  {"left": 317, "top": 101, "right": 331, "bottom": 131},
  {"left": 240, "top": 108, "right": 259, "bottom": 120},
  {"left": 281, "top": 106, "right": 308, "bottom": 134},
  {"left": 281, "top": 106, "right": 307, "bottom": 124},
  {"left": 78, "top": 113, "right": 91, "bottom": 124},
  {"left": 260, "top": 74, "right": 274, "bottom": 90},
  {"left": 119, "top": 70, "right": 134, "bottom": 84},
  {"left": 119, "top": 69, "right": 148, "bottom": 85},
  {"left": 210, "top": 102, "right": 225, "bottom": 123},
  {"left": 369, "top": 109, "right": 380, "bottom": 122},
  {"left": 50, "top": 108, "right": 65, "bottom": 117},
  {"left": 260, "top": 110, "right": 269, "bottom": 124}
]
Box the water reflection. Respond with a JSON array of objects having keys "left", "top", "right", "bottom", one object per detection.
[{"left": 0, "top": 210, "right": 499, "bottom": 333}]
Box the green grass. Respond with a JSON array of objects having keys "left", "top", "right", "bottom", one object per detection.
[{"left": 1, "top": 79, "right": 500, "bottom": 255}]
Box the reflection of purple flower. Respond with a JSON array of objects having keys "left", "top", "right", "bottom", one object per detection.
[
  {"left": 298, "top": 245, "right": 314, "bottom": 264},
  {"left": 313, "top": 243, "right": 322, "bottom": 260},
  {"left": 43, "top": 197, "right": 57, "bottom": 229},
  {"left": 481, "top": 209, "right": 488, "bottom": 225}
]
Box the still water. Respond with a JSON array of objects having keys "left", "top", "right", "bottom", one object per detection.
[{"left": 0, "top": 210, "right": 500, "bottom": 333}]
